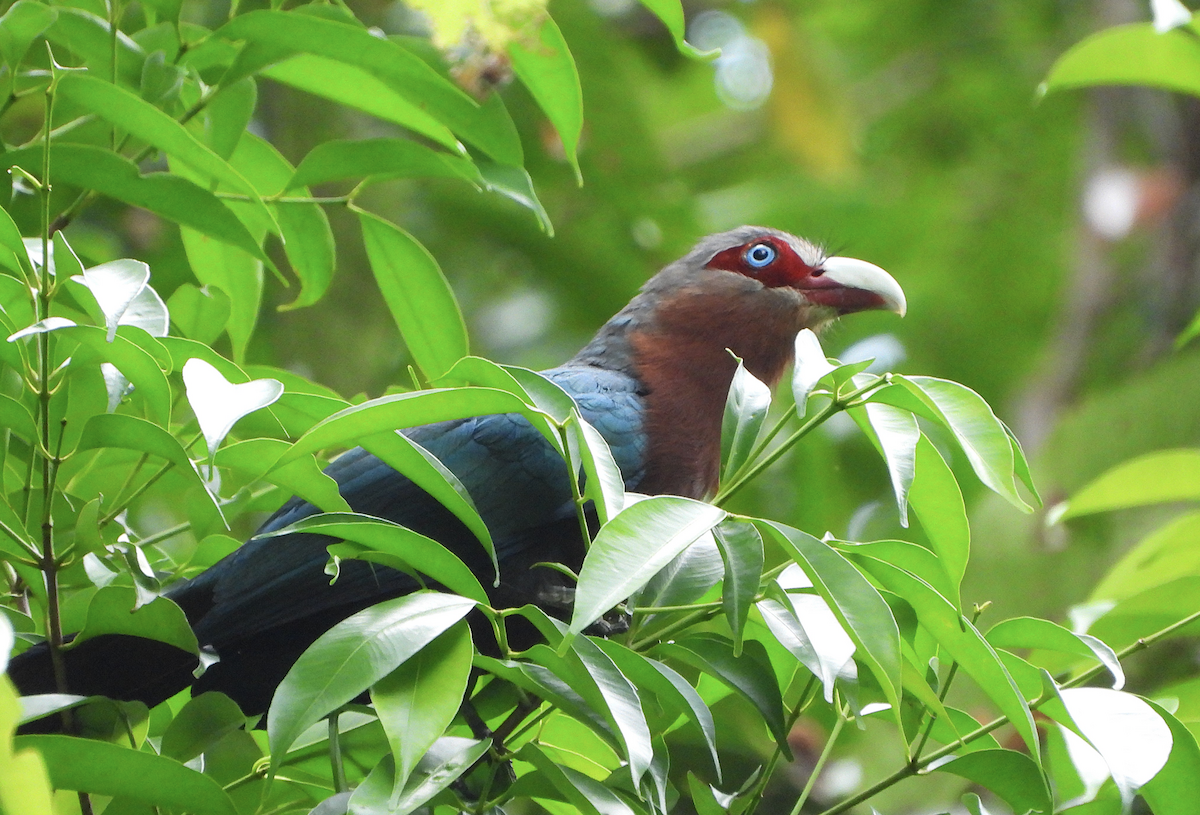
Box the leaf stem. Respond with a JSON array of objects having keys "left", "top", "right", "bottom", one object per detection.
[
  {"left": 743, "top": 674, "right": 819, "bottom": 815},
  {"left": 790, "top": 705, "right": 847, "bottom": 815},
  {"left": 715, "top": 377, "right": 886, "bottom": 507},
  {"left": 328, "top": 710, "right": 347, "bottom": 793}
]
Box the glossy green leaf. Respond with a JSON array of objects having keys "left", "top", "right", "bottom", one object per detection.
[
  {"left": 357, "top": 429, "right": 496, "bottom": 576},
  {"left": 268, "top": 592, "right": 475, "bottom": 764},
  {"left": 1044, "top": 23, "right": 1200, "bottom": 98},
  {"left": 57, "top": 74, "right": 263, "bottom": 204},
  {"left": 1089, "top": 510, "right": 1200, "bottom": 603},
  {"left": 160, "top": 692, "right": 247, "bottom": 763},
  {"left": 509, "top": 15, "right": 583, "bottom": 180},
  {"left": 853, "top": 554, "right": 1040, "bottom": 759},
  {"left": 44, "top": 9, "right": 144, "bottom": 85},
  {"left": 1053, "top": 688, "right": 1173, "bottom": 808},
  {"left": 0, "top": 680, "right": 53, "bottom": 815},
  {"left": 932, "top": 749, "right": 1052, "bottom": 814},
  {"left": 636, "top": 0, "right": 715, "bottom": 58},
  {"left": 214, "top": 438, "right": 350, "bottom": 513},
  {"left": 1140, "top": 700, "right": 1200, "bottom": 815},
  {"left": 216, "top": 10, "right": 522, "bottom": 164},
  {"left": 203, "top": 77, "right": 256, "bottom": 159},
  {"left": 178, "top": 229, "right": 263, "bottom": 361},
  {"left": 0, "top": 393, "right": 35, "bottom": 444},
  {"left": 1, "top": 146, "right": 265, "bottom": 259},
  {"left": 359, "top": 211, "right": 468, "bottom": 381},
  {"left": 275, "top": 201, "right": 335, "bottom": 311},
  {"left": 264, "top": 512, "right": 488, "bottom": 605},
  {"left": 0, "top": 1, "right": 57, "bottom": 70},
  {"left": 1060, "top": 449, "right": 1200, "bottom": 519},
  {"left": 595, "top": 641, "right": 722, "bottom": 781},
  {"left": 348, "top": 738, "right": 490, "bottom": 815},
  {"left": 569, "top": 414, "right": 626, "bottom": 525},
  {"left": 182, "top": 357, "right": 283, "bottom": 460},
  {"left": 373, "top": 621, "right": 472, "bottom": 797},
  {"left": 713, "top": 519, "right": 763, "bottom": 653},
  {"left": 77, "top": 258, "right": 149, "bottom": 342},
  {"left": 66, "top": 586, "right": 197, "bottom": 655},
  {"left": 519, "top": 743, "right": 635, "bottom": 815},
  {"left": 75, "top": 412, "right": 192, "bottom": 474},
  {"left": 759, "top": 563, "right": 856, "bottom": 703},
  {"left": 571, "top": 496, "right": 727, "bottom": 636},
  {"left": 166, "top": 284, "right": 230, "bottom": 345},
  {"left": 278, "top": 386, "right": 539, "bottom": 465},
  {"left": 526, "top": 623, "right": 655, "bottom": 788},
  {"left": 52, "top": 325, "right": 172, "bottom": 426},
  {"left": 721, "top": 357, "right": 771, "bottom": 480},
  {"left": 986, "top": 616, "right": 1124, "bottom": 689},
  {"left": 898, "top": 375, "right": 1032, "bottom": 511},
  {"left": 632, "top": 528, "right": 723, "bottom": 626},
  {"left": 836, "top": 539, "right": 958, "bottom": 612},
  {"left": 474, "top": 654, "right": 615, "bottom": 743},
  {"left": 657, "top": 634, "right": 789, "bottom": 752},
  {"left": 792, "top": 329, "right": 838, "bottom": 417},
  {"left": 907, "top": 434, "right": 970, "bottom": 594},
  {"left": 757, "top": 522, "right": 903, "bottom": 728},
  {"left": 850, "top": 400, "right": 919, "bottom": 526},
  {"left": 13, "top": 735, "right": 236, "bottom": 815},
  {"left": 289, "top": 138, "right": 479, "bottom": 189},
  {"left": 477, "top": 160, "right": 554, "bottom": 233},
  {"left": 0, "top": 204, "right": 30, "bottom": 275},
  {"left": 260, "top": 55, "right": 461, "bottom": 152}
]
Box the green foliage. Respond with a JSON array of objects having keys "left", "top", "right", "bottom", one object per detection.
[{"left": 0, "top": 1, "right": 1190, "bottom": 815}]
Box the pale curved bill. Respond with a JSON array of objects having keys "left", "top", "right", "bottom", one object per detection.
[{"left": 821, "top": 256, "right": 907, "bottom": 317}]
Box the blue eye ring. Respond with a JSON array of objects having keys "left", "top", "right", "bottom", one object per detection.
[{"left": 745, "top": 242, "right": 776, "bottom": 268}]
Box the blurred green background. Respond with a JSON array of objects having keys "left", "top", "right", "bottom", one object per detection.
[{"left": 30, "top": 0, "right": 1200, "bottom": 808}]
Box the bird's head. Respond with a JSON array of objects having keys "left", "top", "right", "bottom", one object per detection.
[{"left": 695, "top": 226, "right": 906, "bottom": 319}]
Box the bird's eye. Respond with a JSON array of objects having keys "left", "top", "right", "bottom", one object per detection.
[{"left": 745, "top": 243, "right": 776, "bottom": 268}]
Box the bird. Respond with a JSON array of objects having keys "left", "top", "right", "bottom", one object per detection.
[{"left": 9, "top": 226, "right": 905, "bottom": 717}]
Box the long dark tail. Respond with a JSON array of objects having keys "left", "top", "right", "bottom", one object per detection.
[{"left": 9, "top": 635, "right": 199, "bottom": 724}]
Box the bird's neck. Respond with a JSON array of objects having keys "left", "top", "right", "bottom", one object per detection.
[{"left": 614, "top": 286, "right": 817, "bottom": 499}]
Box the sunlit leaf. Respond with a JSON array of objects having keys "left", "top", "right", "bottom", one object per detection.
[
  {"left": 509, "top": 15, "right": 583, "bottom": 180},
  {"left": 183, "top": 358, "right": 283, "bottom": 461},
  {"left": 262, "top": 512, "right": 489, "bottom": 605},
  {"left": 571, "top": 496, "right": 727, "bottom": 636},
  {"left": 1044, "top": 22, "right": 1200, "bottom": 97},
  {"left": 260, "top": 55, "right": 462, "bottom": 153},
  {"left": 1053, "top": 688, "right": 1173, "bottom": 808},
  {"left": 986, "top": 616, "right": 1124, "bottom": 689},
  {"left": 268, "top": 592, "right": 475, "bottom": 764},
  {"left": 373, "top": 621, "right": 472, "bottom": 797},
  {"left": 166, "top": 284, "right": 230, "bottom": 345},
  {"left": 721, "top": 356, "right": 771, "bottom": 479},
  {"left": 757, "top": 522, "right": 903, "bottom": 732},
  {"left": 288, "top": 138, "right": 480, "bottom": 190},
  {"left": 897, "top": 375, "right": 1032, "bottom": 511},
  {"left": 713, "top": 519, "right": 763, "bottom": 653},
  {"left": 636, "top": 0, "right": 717, "bottom": 58},
  {"left": 931, "top": 749, "right": 1052, "bottom": 815},
  {"left": 849, "top": 400, "right": 919, "bottom": 526},
  {"left": 792, "top": 329, "right": 837, "bottom": 418},
  {"left": 359, "top": 211, "right": 468, "bottom": 381},
  {"left": 12, "top": 735, "right": 236, "bottom": 815},
  {"left": 1140, "top": 700, "right": 1200, "bottom": 815},
  {"left": 1059, "top": 449, "right": 1200, "bottom": 520},
  {"left": 852, "top": 554, "right": 1040, "bottom": 759}
]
